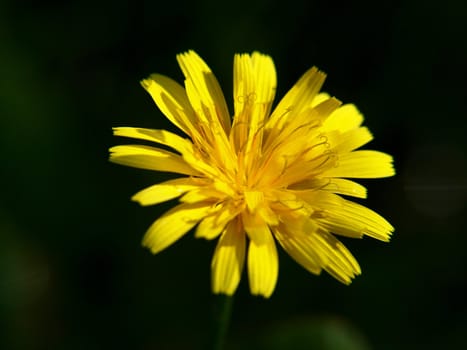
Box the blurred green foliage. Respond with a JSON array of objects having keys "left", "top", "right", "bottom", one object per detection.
[{"left": 1, "top": 0, "right": 466, "bottom": 349}]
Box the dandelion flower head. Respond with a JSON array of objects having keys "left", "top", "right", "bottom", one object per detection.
[{"left": 110, "top": 51, "right": 395, "bottom": 297}]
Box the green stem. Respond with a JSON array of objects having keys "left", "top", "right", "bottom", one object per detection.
[{"left": 210, "top": 295, "right": 234, "bottom": 350}]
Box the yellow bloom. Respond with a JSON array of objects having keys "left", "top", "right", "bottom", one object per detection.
[{"left": 110, "top": 51, "right": 395, "bottom": 298}]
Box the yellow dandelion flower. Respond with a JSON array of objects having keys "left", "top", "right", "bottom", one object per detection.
[{"left": 110, "top": 51, "right": 395, "bottom": 298}]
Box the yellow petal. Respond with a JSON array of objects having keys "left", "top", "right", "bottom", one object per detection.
[
  {"left": 268, "top": 67, "right": 326, "bottom": 130},
  {"left": 211, "top": 220, "right": 246, "bottom": 295},
  {"left": 322, "top": 103, "right": 364, "bottom": 132},
  {"left": 141, "top": 74, "right": 196, "bottom": 136},
  {"left": 181, "top": 150, "right": 223, "bottom": 179},
  {"left": 323, "top": 178, "right": 367, "bottom": 198},
  {"left": 233, "top": 53, "right": 254, "bottom": 116},
  {"left": 273, "top": 227, "right": 322, "bottom": 275},
  {"left": 312, "top": 230, "right": 361, "bottom": 284},
  {"left": 113, "top": 127, "right": 192, "bottom": 155},
  {"left": 330, "top": 127, "right": 373, "bottom": 153},
  {"left": 257, "top": 205, "right": 280, "bottom": 226},
  {"left": 251, "top": 52, "right": 277, "bottom": 105},
  {"left": 142, "top": 202, "right": 210, "bottom": 254},
  {"left": 195, "top": 204, "right": 240, "bottom": 240},
  {"left": 132, "top": 178, "right": 201, "bottom": 206},
  {"left": 268, "top": 190, "right": 313, "bottom": 219},
  {"left": 242, "top": 211, "right": 270, "bottom": 244},
  {"left": 260, "top": 98, "right": 340, "bottom": 177},
  {"left": 311, "top": 92, "right": 330, "bottom": 107},
  {"left": 233, "top": 52, "right": 276, "bottom": 130},
  {"left": 176, "top": 50, "right": 231, "bottom": 133},
  {"left": 291, "top": 178, "right": 367, "bottom": 198},
  {"left": 230, "top": 52, "right": 276, "bottom": 160},
  {"left": 212, "top": 180, "right": 237, "bottom": 198},
  {"left": 175, "top": 52, "right": 236, "bottom": 174},
  {"left": 277, "top": 219, "right": 361, "bottom": 284},
  {"left": 308, "top": 192, "right": 394, "bottom": 241},
  {"left": 180, "top": 187, "right": 226, "bottom": 203},
  {"left": 234, "top": 52, "right": 277, "bottom": 107},
  {"left": 323, "top": 150, "right": 395, "bottom": 178},
  {"left": 244, "top": 190, "right": 264, "bottom": 212},
  {"left": 312, "top": 97, "right": 342, "bottom": 122},
  {"left": 109, "top": 145, "right": 198, "bottom": 175},
  {"left": 247, "top": 228, "right": 278, "bottom": 298}
]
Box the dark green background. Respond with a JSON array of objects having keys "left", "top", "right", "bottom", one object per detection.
[{"left": 1, "top": 0, "right": 466, "bottom": 349}]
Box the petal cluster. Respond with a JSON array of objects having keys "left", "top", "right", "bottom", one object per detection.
[{"left": 110, "top": 51, "right": 395, "bottom": 297}]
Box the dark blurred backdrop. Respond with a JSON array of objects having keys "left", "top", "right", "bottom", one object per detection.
[{"left": 1, "top": 0, "right": 466, "bottom": 349}]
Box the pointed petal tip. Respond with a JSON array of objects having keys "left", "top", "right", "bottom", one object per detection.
[
  {"left": 252, "top": 292, "right": 272, "bottom": 299},
  {"left": 211, "top": 222, "right": 245, "bottom": 296},
  {"left": 211, "top": 289, "right": 235, "bottom": 297},
  {"left": 177, "top": 49, "right": 196, "bottom": 57},
  {"left": 141, "top": 235, "right": 156, "bottom": 253},
  {"left": 141, "top": 233, "right": 170, "bottom": 255},
  {"left": 140, "top": 77, "right": 152, "bottom": 90},
  {"left": 140, "top": 74, "right": 168, "bottom": 90},
  {"left": 112, "top": 126, "right": 131, "bottom": 136},
  {"left": 131, "top": 194, "right": 143, "bottom": 205},
  {"left": 381, "top": 230, "right": 394, "bottom": 242}
]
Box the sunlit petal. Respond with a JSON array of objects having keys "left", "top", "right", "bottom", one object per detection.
[
  {"left": 248, "top": 228, "right": 278, "bottom": 298},
  {"left": 109, "top": 145, "right": 199, "bottom": 175},
  {"left": 211, "top": 220, "right": 246, "bottom": 295},
  {"left": 142, "top": 202, "right": 211, "bottom": 254},
  {"left": 132, "top": 178, "right": 201, "bottom": 206},
  {"left": 323, "top": 150, "right": 395, "bottom": 178}
]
